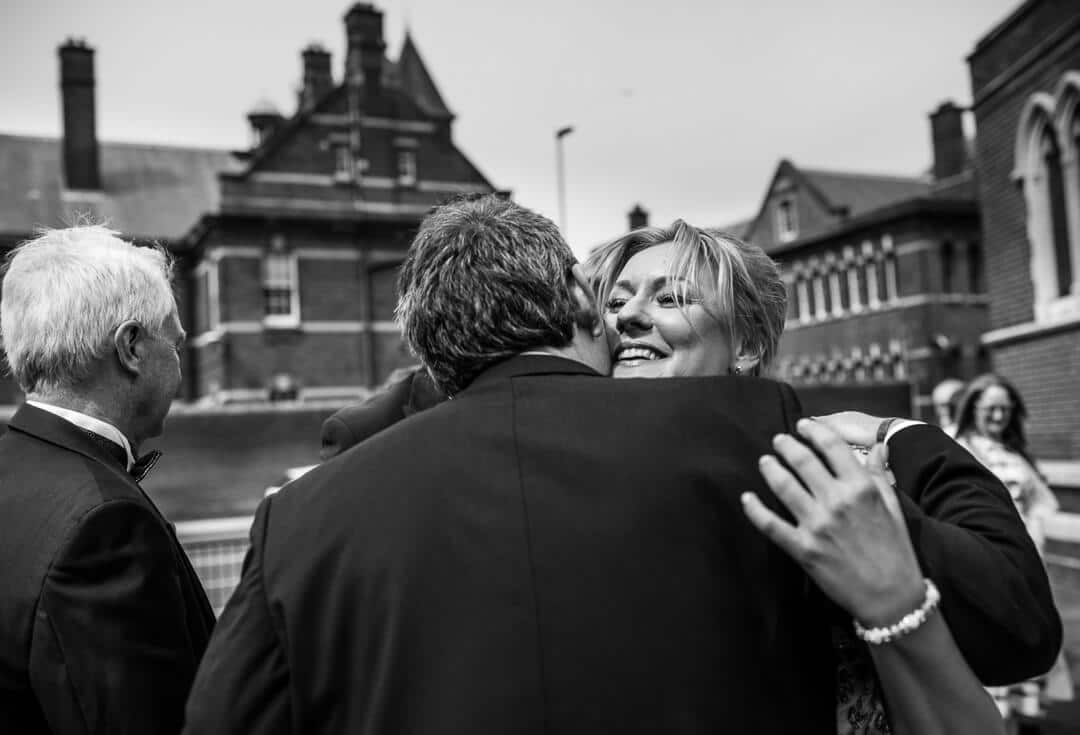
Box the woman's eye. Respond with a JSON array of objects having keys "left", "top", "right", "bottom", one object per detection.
[
  {"left": 605, "top": 297, "right": 627, "bottom": 312},
  {"left": 658, "top": 292, "right": 694, "bottom": 307}
]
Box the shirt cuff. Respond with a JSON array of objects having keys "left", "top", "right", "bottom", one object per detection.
[{"left": 884, "top": 419, "right": 926, "bottom": 444}]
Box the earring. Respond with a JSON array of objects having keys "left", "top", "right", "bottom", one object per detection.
[{"left": 733, "top": 364, "right": 742, "bottom": 375}]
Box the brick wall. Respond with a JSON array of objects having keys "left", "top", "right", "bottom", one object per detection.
[
  {"left": 968, "top": 0, "right": 1080, "bottom": 459},
  {"left": 991, "top": 328, "right": 1080, "bottom": 459},
  {"left": 969, "top": 2, "right": 1080, "bottom": 329}
]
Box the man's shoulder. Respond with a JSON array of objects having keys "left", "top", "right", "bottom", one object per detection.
[
  {"left": 509, "top": 374, "right": 799, "bottom": 420},
  {"left": 0, "top": 427, "right": 142, "bottom": 520}
]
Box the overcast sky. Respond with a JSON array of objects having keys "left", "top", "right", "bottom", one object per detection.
[{"left": 2, "top": 0, "right": 1017, "bottom": 257}]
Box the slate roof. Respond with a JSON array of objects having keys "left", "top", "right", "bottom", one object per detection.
[
  {"left": 799, "top": 166, "right": 931, "bottom": 219},
  {"left": 0, "top": 134, "right": 239, "bottom": 242},
  {"left": 390, "top": 32, "right": 453, "bottom": 119}
]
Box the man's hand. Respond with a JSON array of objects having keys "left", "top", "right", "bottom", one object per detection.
[
  {"left": 813, "top": 410, "right": 886, "bottom": 449},
  {"left": 741, "top": 418, "right": 925, "bottom": 626}
]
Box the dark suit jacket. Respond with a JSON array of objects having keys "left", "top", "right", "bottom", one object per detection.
[
  {"left": 320, "top": 366, "right": 445, "bottom": 460},
  {"left": 887, "top": 425, "right": 1062, "bottom": 683},
  {"left": 319, "top": 366, "right": 1063, "bottom": 687},
  {"left": 0, "top": 404, "right": 215, "bottom": 735},
  {"left": 186, "top": 355, "right": 836, "bottom": 734}
]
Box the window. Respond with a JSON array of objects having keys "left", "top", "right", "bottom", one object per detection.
[
  {"left": 775, "top": 198, "right": 798, "bottom": 243},
  {"left": 809, "top": 258, "right": 827, "bottom": 320},
  {"left": 968, "top": 241, "right": 984, "bottom": 293},
  {"left": 334, "top": 145, "right": 353, "bottom": 183},
  {"left": 263, "top": 236, "right": 299, "bottom": 327},
  {"left": 881, "top": 235, "right": 898, "bottom": 303},
  {"left": 941, "top": 241, "right": 954, "bottom": 294},
  {"left": 1042, "top": 129, "right": 1072, "bottom": 297},
  {"left": 826, "top": 254, "right": 844, "bottom": 317},
  {"left": 397, "top": 150, "right": 417, "bottom": 187},
  {"left": 1014, "top": 78, "right": 1080, "bottom": 320},
  {"left": 796, "top": 271, "right": 811, "bottom": 324},
  {"left": 862, "top": 241, "right": 880, "bottom": 308},
  {"left": 844, "top": 246, "right": 862, "bottom": 313}
]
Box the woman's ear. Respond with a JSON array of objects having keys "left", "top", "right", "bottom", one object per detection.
[{"left": 732, "top": 339, "right": 763, "bottom": 375}]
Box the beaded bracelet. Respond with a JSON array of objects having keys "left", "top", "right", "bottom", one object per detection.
[{"left": 853, "top": 578, "right": 941, "bottom": 645}]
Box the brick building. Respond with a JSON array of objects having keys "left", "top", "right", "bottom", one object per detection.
[
  {"left": 0, "top": 2, "right": 497, "bottom": 406},
  {"left": 967, "top": 0, "right": 1080, "bottom": 491},
  {"left": 733, "top": 109, "right": 987, "bottom": 421}
]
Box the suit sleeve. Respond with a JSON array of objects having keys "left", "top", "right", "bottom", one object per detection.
[
  {"left": 183, "top": 495, "right": 291, "bottom": 735},
  {"left": 320, "top": 414, "right": 358, "bottom": 460},
  {"left": 888, "top": 425, "right": 1063, "bottom": 685},
  {"left": 30, "top": 499, "right": 201, "bottom": 735}
]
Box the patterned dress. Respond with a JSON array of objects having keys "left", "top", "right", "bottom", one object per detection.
[
  {"left": 956, "top": 433, "right": 1070, "bottom": 719},
  {"left": 834, "top": 624, "right": 892, "bottom": 734}
]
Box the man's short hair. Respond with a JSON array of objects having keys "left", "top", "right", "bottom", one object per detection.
[
  {"left": 396, "top": 195, "right": 580, "bottom": 395},
  {"left": 1, "top": 225, "right": 175, "bottom": 393}
]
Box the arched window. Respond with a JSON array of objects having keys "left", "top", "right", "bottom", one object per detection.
[
  {"left": 1041, "top": 128, "right": 1072, "bottom": 296},
  {"left": 1014, "top": 85, "right": 1080, "bottom": 318}
]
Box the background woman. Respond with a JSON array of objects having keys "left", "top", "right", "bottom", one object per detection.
[
  {"left": 953, "top": 374, "right": 1072, "bottom": 728},
  {"left": 587, "top": 220, "right": 1021, "bottom": 734}
]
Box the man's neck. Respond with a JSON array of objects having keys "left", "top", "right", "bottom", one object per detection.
[{"left": 27, "top": 390, "right": 139, "bottom": 452}]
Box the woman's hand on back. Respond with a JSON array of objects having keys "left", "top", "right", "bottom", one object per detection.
[{"left": 741, "top": 418, "right": 924, "bottom": 626}]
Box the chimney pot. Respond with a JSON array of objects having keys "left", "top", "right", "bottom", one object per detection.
[
  {"left": 628, "top": 204, "right": 649, "bottom": 230},
  {"left": 59, "top": 38, "right": 101, "bottom": 190},
  {"left": 344, "top": 3, "right": 386, "bottom": 97},
  {"left": 300, "top": 43, "right": 333, "bottom": 111}
]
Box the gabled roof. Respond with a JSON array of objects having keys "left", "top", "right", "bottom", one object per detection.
[
  {"left": 799, "top": 166, "right": 930, "bottom": 220},
  {"left": 743, "top": 159, "right": 932, "bottom": 250},
  {"left": 391, "top": 32, "right": 453, "bottom": 119},
  {"left": 0, "top": 134, "right": 239, "bottom": 242}
]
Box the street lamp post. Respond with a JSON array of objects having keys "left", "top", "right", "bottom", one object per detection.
[{"left": 555, "top": 125, "right": 574, "bottom": 234}]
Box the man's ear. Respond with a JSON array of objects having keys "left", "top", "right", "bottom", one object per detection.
[
  {"left": 113, "top": 320, "right": 144, "bottom": 376},
  {"left": 568, "top": 264, "right": 603, "bottom": 336}
]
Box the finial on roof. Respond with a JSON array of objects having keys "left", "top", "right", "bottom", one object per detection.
[{"left": 248, "top": 97, "right": 282, "bottom": 116}]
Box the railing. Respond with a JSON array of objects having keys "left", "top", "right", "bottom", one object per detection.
[
  {"left": 174, "top": 511, "right": 1080, "bottom": 618},
  {"left": 175, "top": 516, "right": 253, "bottom": 616}
]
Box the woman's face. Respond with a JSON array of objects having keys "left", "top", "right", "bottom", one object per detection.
[
  {"left": 604, "top": 241, "right": 734, "bottom": 379},
  {"left": 974, "top": 384, "right": 1014, "bottom": 440}
]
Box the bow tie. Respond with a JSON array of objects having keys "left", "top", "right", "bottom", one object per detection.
[{"left": 83, "top": 431, "right": 163, "bottom": 483}]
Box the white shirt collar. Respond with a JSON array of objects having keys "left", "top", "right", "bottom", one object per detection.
[{"left": 26, "top": 400, "right": 135, "bottom": 471}]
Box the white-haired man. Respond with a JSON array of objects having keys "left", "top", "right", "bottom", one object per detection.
[{"left": 0, "top": 226, "right": 214, "bottom": 734}]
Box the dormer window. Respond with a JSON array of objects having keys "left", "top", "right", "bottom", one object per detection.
[
  {"left": 397, "top": 150, "right": 417, "bottom": 187},
  {"left": 775, "top": 198, "right": 798, "bottom": 243}
]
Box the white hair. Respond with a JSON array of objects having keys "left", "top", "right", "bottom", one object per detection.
[{"left": 1, "top": 225, "right": 175, "bottom": 393}]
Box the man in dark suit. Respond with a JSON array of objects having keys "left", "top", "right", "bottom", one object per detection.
[
  {"left": 185, "top": 196, "right": 1058, "bottom": 733},
  {"left": 185, "top": 197, "right": 837, "bottom": 734},
  {"left": 0, "top": 226, "right": 215, "bottom": 734}
]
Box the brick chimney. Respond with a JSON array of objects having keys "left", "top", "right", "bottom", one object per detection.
[
  {"left": 628, "top": 204, "right": 649, "bottom": 230},
  {"left": 59, "top": 38, "right": 101, "bottom": 191},
  {"left": 344, "top": 3, "right": 385, "bottom": 97},
  {"left": 300, "top": 44, "right": 333, "bottom": 111},
  {"left": 930, "top": 101, "right": 968, "bottom": 182}
]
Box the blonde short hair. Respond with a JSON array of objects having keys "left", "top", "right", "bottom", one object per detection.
[{"left": 587, "top": 220, "right": 786, "bottom": 375}]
